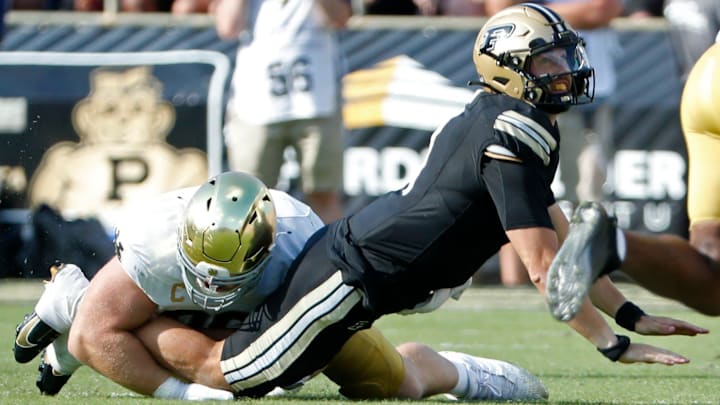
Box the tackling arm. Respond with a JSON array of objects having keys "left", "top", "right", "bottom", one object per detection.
[
  {"left": 67, "top": 256, "right": 177, "bottom": 395},
  {"left": 134, "top": 315, "right": 230, "bottom": 390}
]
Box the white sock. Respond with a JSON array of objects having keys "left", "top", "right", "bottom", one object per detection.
[
  {"left": 448, "top": 358, "right": 469, "bottom": 397},
  {"left": 153, "top": 377, "right": 234, "bottom": 401},
  {"left": 35, "top": 264, "right": 89, "bottom": 333},
  {"left": 616, "top": 228, "right": 627, "bottom": 262},
  {"left": 45, "top": 334, "right": 82, "bottom": 375}
]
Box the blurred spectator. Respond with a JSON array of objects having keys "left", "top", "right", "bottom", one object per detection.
[
  {"left": 118, "top": 0, "right": 161, "bottom": 11},
  {"left": 170, "top": 0, "right": 215, "bottom": 14},
  {"left": 363, "top": 0, "right": 484, "bottom": 15},
  {"left": 216, "top": 0, "right": 349, "bottom": 224},
  {"left": 74, "top": 0, "right": 101, "bottom": 10},
  {"left": 0, "top": 0, "right": 7, "bottom": 41},
  {"left": 624, "top": 0, "right": 663, "bottom": 17},
  {"left": 363, "top": 0, "right": 426, "bottom": 15},
  {"left": 485, "top": 0, "right": 623, "bottom": 287},
  {"left": 440, "top": 0, "right": 484, "bottom": 15},
  {"left": 10, "top": 0, "right": 214, "bottom": 12},
  {"left": 663, "top": 0, "right": 720, "bottom": 80},
  {"left": 10, "top": 0, "right": 56, "bottom": 9}
]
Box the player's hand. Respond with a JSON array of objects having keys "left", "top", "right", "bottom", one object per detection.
[
  {"left": 635, "top": 315, "right": 709, "bottom": 336},
  {"left": 618, "top": 342, "right": 689, "bottom": 365}
]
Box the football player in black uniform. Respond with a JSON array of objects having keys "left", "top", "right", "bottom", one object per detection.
[{"left": 70, "top": 2, "right": 706, "bottom": 399}]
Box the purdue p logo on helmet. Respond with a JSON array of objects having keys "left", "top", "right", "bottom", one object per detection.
[
  {"left": 178, "top": 171, "right": 277, "bottom": 311},
  {"left": 473, "top": 3, "right": 595, "bottom": 113}
]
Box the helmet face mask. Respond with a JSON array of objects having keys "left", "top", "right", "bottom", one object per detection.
[
  {"left": 178, "top": 172, "right": 277, "bottom": 311},
  {"left": 473, "top": 3, "right": 595, "bottom": 112},
  {"left": 178, "top": 250, "right": 270, "bottom": 311}
]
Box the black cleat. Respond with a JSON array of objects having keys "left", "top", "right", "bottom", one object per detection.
[
  {"left": 36, "top": 353, "right": 72, "bottom": 396},
  {"left": 14, "top": 263, "right": 65, "bottom": 363},
  {"left": 14, "top": 312, "right": 59, "bottom": 364},
  {"left": 547, "top": 202, "right": 621, "bottom": 321}
]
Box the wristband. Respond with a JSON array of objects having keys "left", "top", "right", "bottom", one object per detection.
[
  {"left": 615, "top": 301, "right": 646, "bottom": 331},
  {"left": 597, "top": 334, "right": 631, "bottom": 362}
]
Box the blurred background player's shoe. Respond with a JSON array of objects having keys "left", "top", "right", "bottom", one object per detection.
[
  {"left": 439, "top": 351, "right": 549, "bottom": 401},
  {"left": 546, "top": 202, "right": 621, "bottom": 322},
  {"left": 13, "top": 263, "right": 66, "bottom": 363},
  {"left": 36, "top": 351, "right": 72, "bottom": 396}
]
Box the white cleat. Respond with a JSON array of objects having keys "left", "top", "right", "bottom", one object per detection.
[
  {"left": 546, "top": 202, "right": 620, "bottom": 321},
  {"left": 440, "top": 351, "right": 549, "bottom": 401}
]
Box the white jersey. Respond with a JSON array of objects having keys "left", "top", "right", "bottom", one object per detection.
[
  {"left": 114, "top": 188, "right": 323, "bottom": 314},
  {"left": 228, "top": 0, "right": 344, "bottom": 125}
]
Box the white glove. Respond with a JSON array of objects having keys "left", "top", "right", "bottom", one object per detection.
[
  {"left": 399, "top": 278, "right": 472, "bottom": 315},
  {"left": 265, "top": 382, "right": 304, "bottom": 397},
  {"left": 184, "top": 383, "right": 235, "bottom": 401},
  {"left": 153, "top": 377, "right": 234, "bottom": 401}
]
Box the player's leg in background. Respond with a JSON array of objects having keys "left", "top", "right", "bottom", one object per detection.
[
  {"left": 224, "top": 109, "right": 287, "bottom": 188},
  {"left": 294, "top": 114, "right": 344, "bottom": 224}
]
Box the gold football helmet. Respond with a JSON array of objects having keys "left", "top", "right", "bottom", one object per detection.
[
  {"left": 473, "top": 3, "right": 594, "bottom": 113},
  {"left": 178, "top": 172, "right": 276, "bottom": 311}
]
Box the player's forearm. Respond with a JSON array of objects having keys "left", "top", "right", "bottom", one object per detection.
[
  {"left": 527, "top": 269, "right": 621, "bottom": 356},
  {"left": 135, "top": 315, "right": 231, "bottom": 391},
  {"left": 567, "top": 296, "right": 620, "bottom": 349},
  {"left": 68, "top": 327, "right": 173, "bottom": 395},
  {"left": 588, "top": 275, "right": 627, "bottom": 317}
]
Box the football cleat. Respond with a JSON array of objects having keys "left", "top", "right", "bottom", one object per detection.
[
  {"left": 36, "top": 352, "right": 72, "bottom": 396},
  {"left": 13, "top": 263, "right": 67, "bottom": 363},
  {"left": 440, "top": 351, "right": 549, "bottom": 401},
  {"left": 546, "top": 202, "right": 621, "bottom": 321},
  {"left": 14, "top": 311, "right": 59, "bottom": 364}
]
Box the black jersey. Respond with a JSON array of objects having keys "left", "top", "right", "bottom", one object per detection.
[{"left": 329, "top": 91, "right": 561, "bottom": 314}]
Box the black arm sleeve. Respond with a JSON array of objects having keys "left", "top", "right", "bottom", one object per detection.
[{"left": 481, "top": 156, "right": 555, "bottom": 231}]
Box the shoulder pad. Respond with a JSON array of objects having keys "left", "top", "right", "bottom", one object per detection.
[{"left": 493, "top": 110, "right": 557, "bottom": 165}]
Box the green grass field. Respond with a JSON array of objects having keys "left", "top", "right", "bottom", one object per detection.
[{"left": 2, "top": 280, "right": 720, "bottom": 404}]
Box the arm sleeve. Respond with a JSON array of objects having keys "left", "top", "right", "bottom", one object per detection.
[{"left": 481, "top": 156, "right": 555, "bottom": 231}]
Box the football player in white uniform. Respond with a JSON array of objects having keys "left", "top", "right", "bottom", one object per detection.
[{"left": 15, "top": 171, "right": 549, "bottom": 401}]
